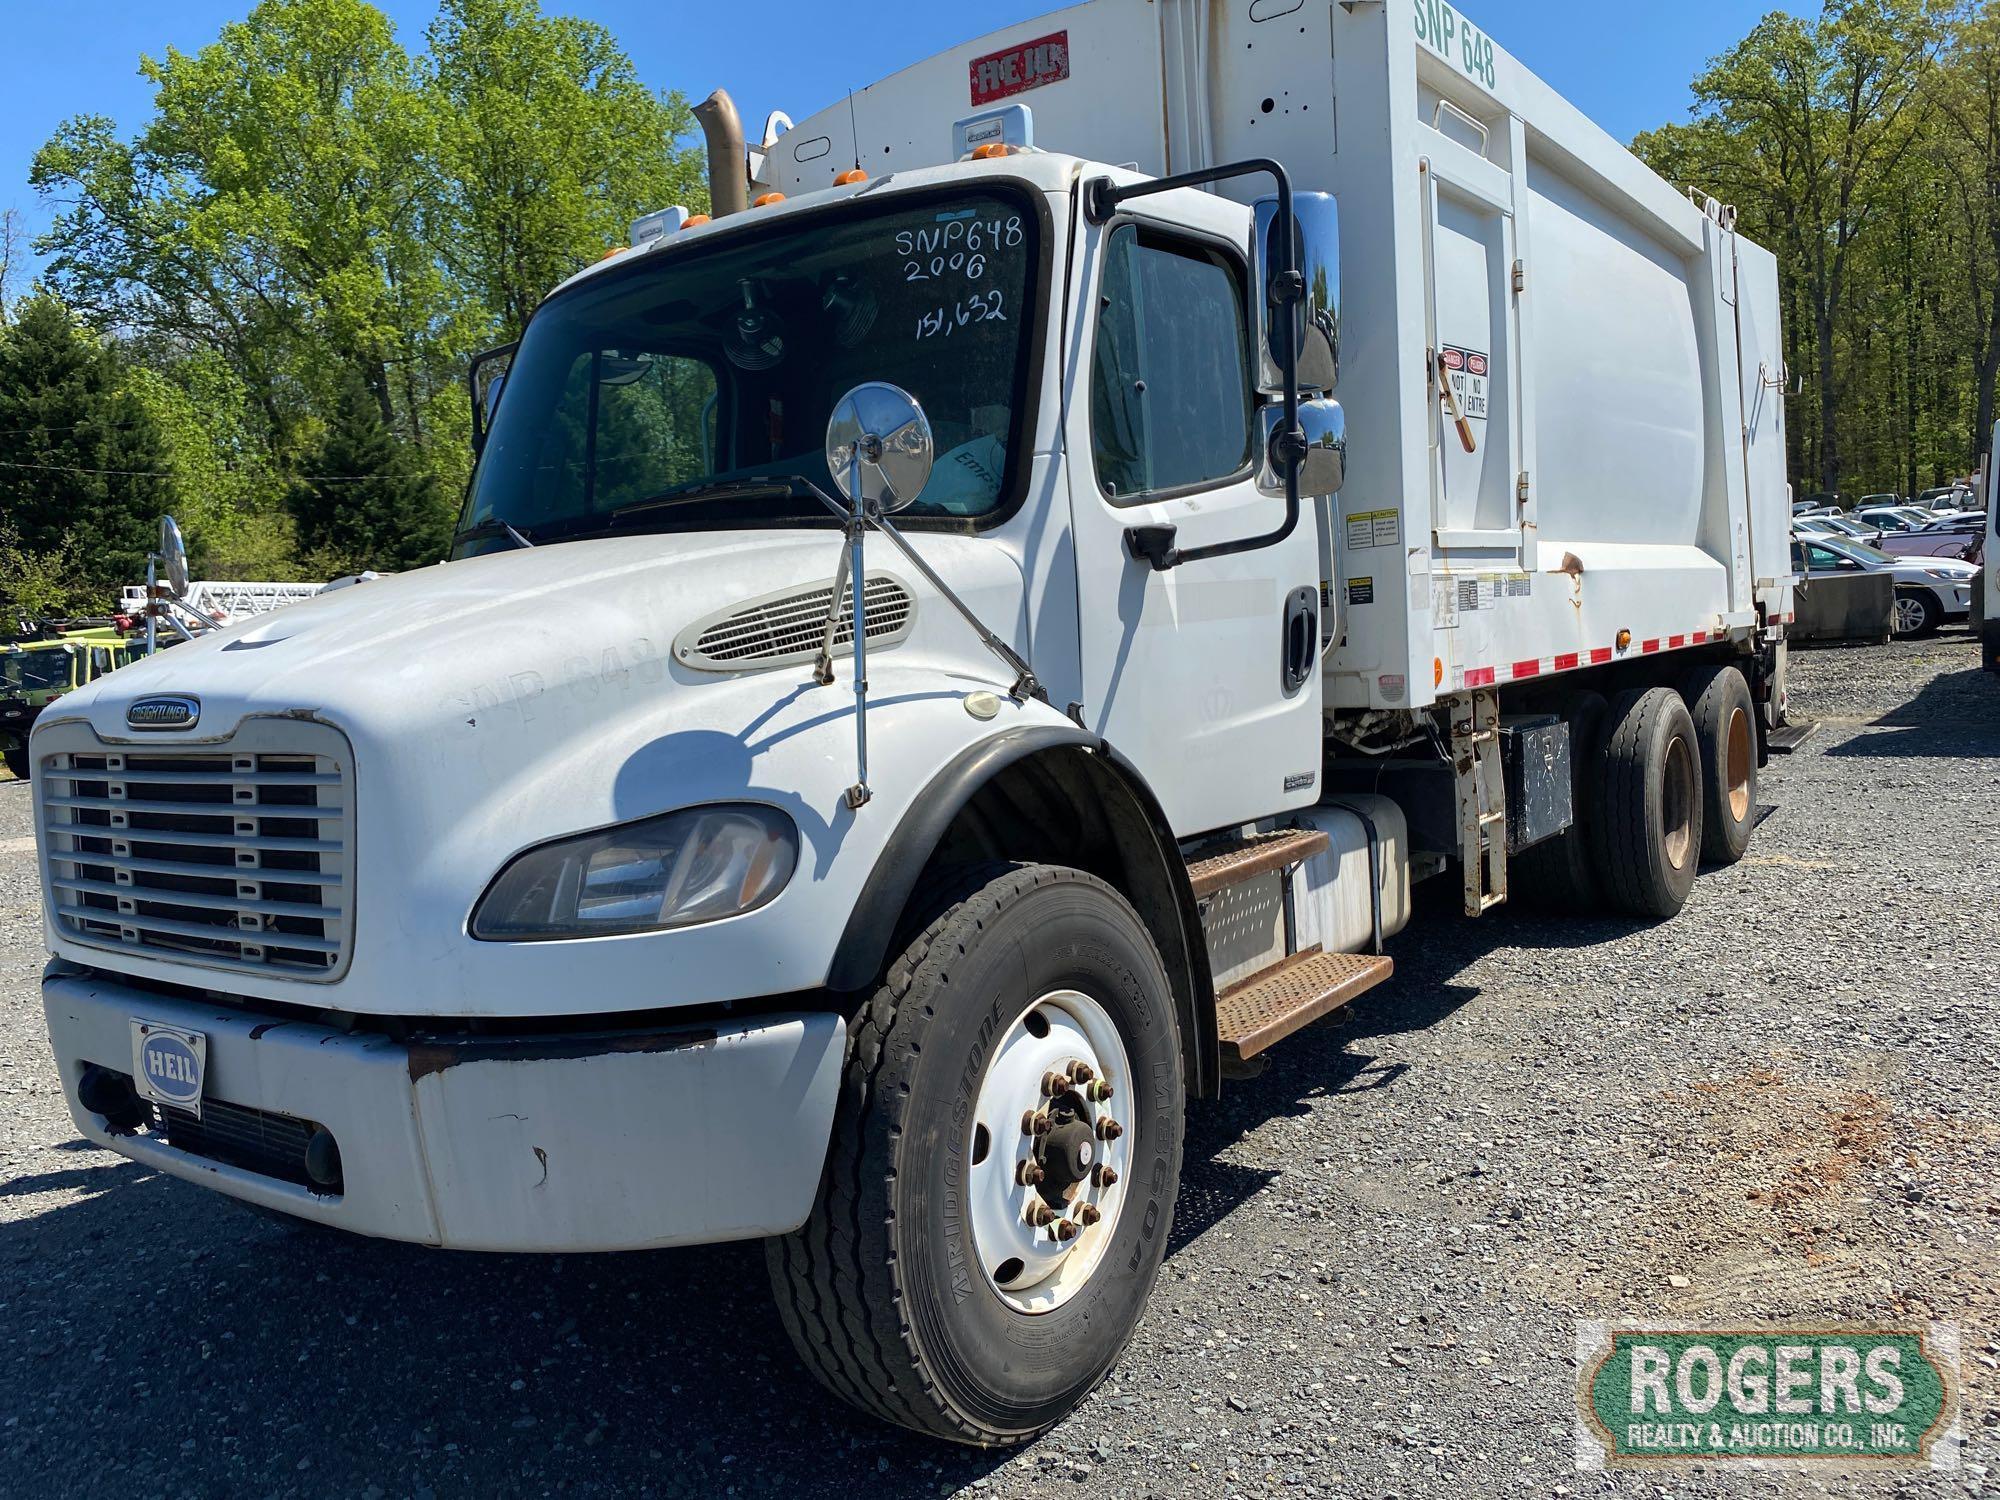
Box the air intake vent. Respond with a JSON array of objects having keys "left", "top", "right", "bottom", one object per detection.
[{"left": 676, "top": 573, "right": 916, "bottom": 672}]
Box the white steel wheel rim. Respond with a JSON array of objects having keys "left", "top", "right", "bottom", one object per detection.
[{"left": 967, "top": 988, "right": 1133, "bottom": 1314}]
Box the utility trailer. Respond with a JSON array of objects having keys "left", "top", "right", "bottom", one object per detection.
[{"left": 33, "top": 0, "right": 1791, "bottom": 1447}]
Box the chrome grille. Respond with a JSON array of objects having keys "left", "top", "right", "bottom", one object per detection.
[
  {"left": 38, "top": 718, "right": 353, "bottom": 980},
  {"left": 677, "top": 574, "right": 915, "bottom": 672}
]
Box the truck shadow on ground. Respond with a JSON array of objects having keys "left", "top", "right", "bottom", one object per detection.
[{"left": 1825, "top": 659, "right": 1999, "bottom": 759}]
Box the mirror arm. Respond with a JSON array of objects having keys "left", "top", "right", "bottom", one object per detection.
[
  {"left": 467, "top": 340, "right": 520, "bottom": 452},
  {"left": 770, "top": 472, "right": 1046, "bottom": 702},
  {"left": 1088, "top": 158, "right": 1304, "bottom": 572}
]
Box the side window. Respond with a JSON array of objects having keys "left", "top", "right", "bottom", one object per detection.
[
  {"left": 90, "top": 648, "right": 112, "bottom": 676},
  {"left": 1089, "top": 225, "right": 1253, "bottom": 502},
  {"left": 1805, "top": 544, "right": 1842, "bottom": 570}
]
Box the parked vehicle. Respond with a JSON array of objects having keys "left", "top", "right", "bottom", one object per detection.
[
  {"left": 1916, "top": 485, "right": 1975, "bottom": 513},
  {"left": 1792, "top": 536, "right": 1976, "bottom": 636},
  {"left": 1850, "top": 506, "right": 1984, "bottom": 562},
  {"left": 1799, "top": 491, "right": 1848, "bottom": 513},
  {"left": 1858, "top": 492, "right": 1902, "bottom": 509},
  {"left": 2, "top": 629, "right": 135, "bottom": 780},
  {"left": 29, "top": 0, "right": 1798, "bottom": 1445},
  {"left": 1984, "top": 437, "right": 2000, "bottom": 673},
  {"left": 1795, "top": 514, "right": 1884, "bottom": 545}
]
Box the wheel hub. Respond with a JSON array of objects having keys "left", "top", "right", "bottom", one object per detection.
[{"left": 967, "top": 990, "right": 1131, "bottom": 1314}]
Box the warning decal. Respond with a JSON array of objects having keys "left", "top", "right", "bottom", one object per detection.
[
  {"left": 1347, "top": 576, "right": 1374, "bottom": 606},
  {"left": 1343, "top": 507, "right": 1403, "bottom": 551},
  {"left": 1440, "top": 346, "right": 1489, "bottom": 421}
]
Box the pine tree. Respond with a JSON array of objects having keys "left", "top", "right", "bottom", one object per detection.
[
  {"left": 288, "top": 370, "right": 452, "bottom": 574},
  {"left": 0, "top": 295, "right": 170, "bottom": 609}
]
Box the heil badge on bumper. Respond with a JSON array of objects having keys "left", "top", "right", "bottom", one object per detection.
[{"left": 130, "top": 1021, "right": 207, "bottom": 1119}]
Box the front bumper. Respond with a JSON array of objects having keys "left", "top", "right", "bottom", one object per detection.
[{"left": 43, "top": 968, "right": 846, "bottom": 1251}]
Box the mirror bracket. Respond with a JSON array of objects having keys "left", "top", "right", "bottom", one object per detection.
[{"left": 1124, "top": 524, "right": 1181, "bottom": 572}]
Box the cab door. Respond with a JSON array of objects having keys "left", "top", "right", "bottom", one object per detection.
[{"left": 1062, "top": 191, "right": 1324, "bottom": 838}]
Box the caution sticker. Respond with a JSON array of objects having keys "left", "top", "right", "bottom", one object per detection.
[
  {"left": 1347, "top": 576, "right": 1374, "bottom": 606},
  {"left": 1440, "top": 346, "right": 1490, "bottom": 421},
  {"left": 1344, "top": 507, "right": 1403, "bottom": 551}
]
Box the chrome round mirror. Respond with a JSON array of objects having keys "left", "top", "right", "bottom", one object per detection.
[
  {"left": 825, "top": 382, "right": 933, "bottom": 515},
  {"left": 159, "top": 516, "right": 190, "bottom": 598}
]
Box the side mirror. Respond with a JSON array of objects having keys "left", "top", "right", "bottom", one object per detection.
[
  {"left": 468, "top": 341, "right": 518, "bottom": 454},
  {"left": 1257, "top": 398, "right": 1346, "bottom": 497},
  {"left": 159, "top": 516, "right": 190, "bottom": 599},
  {"left": 1252, "top": 192, "right": 1339, "bottom": 394},
  {"left": 825, "top": 382, "right": 934, "bottom": 515}
]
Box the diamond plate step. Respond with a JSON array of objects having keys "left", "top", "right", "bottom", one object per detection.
[
  {"left": 1217, "top": 950, "right": 1394, "bottom": 1063},
  {"left": 1184, "top": 827, "right": 1329, "bottom": 899}
]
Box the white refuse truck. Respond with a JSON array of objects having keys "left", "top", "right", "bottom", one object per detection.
[{"left": 32, "top": 0, "right": 1794, "bottom": 1445}]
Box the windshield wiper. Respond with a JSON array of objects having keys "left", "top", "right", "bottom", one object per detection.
[
  {"left": 606, "top": 478, "right": 813, "bottom": 525},
  {"left": 456, "top": 518, "right": 536, "bottom": 550}
]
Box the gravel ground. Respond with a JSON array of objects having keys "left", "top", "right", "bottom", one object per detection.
[{"left": 0, "top": 631, "right": 1995, "bottom": 1499}]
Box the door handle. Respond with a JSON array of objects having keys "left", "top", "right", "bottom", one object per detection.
[{"left": 1282, "top": 586, "right": 1318, "bottom": 693}]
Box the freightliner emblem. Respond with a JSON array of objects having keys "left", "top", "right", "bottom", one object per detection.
[{"left": 126, "top": 695, "right": 200, "bottom": 731}]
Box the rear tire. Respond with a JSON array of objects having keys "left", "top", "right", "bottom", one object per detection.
[
  {"left": 1893, "top": 588, "right": 1938, "bottom": 638},
  {"left": 1679, "top": 664, "right": 1757, "bottom": 866},
  {"left": 1589, "top": 687, "right": 1703, "bottom": 919},
  {"left": 767, "top": 863, "right": 1185, "bottom": 1446},
  {"left": 1513, "top": 689, "right": 1607, "bottom": 912}
]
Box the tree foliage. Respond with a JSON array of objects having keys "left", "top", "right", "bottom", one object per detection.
[
  {"left": 0, "top": 297, "right": 171, "bottom": 608},
  {"left": 289, "top": 371, "right": 453, "bottom": 574},
  {"left": 19, "top": 0, "right": 704, "bottom": 590},
  {"left": 1635, "top": 0, "right": 2000, "bottom": 494}
]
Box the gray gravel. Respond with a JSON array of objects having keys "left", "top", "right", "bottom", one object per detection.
[{"left": 0, "top": 630, "right": 1995, "bottom": 1499}]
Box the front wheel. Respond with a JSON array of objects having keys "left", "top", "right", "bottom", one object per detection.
[
  {"left": 768, "top": 863, "right": 1186, "bottom": 1446},
  {"left": 1893, "top": 588, "right": 1939, "bottom": 637},
  {"left": 2, "top": 742, "right": 27, "bottom": 782}
]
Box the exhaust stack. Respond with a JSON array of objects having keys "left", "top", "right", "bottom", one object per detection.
[{"left": 694, "top": 89, "right": 749, "bottom": 218}]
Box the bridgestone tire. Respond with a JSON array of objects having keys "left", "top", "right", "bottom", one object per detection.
[
  {"left": 767, "top": 863, "right": 1185, "bottom": 1446},
  {"left": 1513, "top": 689, "right": 1607, "bottom": 912},
  {"left": 1679, "top": 664, "right": 1757, "bottom": 866},
  {"left": 1589, "top": 687, "right": 1703, "bottom": 919}
]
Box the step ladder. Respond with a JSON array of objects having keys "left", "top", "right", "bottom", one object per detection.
[
  {"left": 1183, "top": 826, "right": 1394, "bottom": 1068},
  {"left": 1451, "top": 688, "right": 1507, "bottom": 915}
]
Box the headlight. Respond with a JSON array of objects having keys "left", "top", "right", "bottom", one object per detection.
[
  {"left": 472, "top": 804, "right": 798, "bottom": 940},
  {"left": 1922, "top": 567, "right": 1969, "bottom": 581}
]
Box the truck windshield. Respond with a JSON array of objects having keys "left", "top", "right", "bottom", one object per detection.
[
  {"left": 1, "top": 650, "right": 71, "bottom": 694},
  {"left": 457, "top": 188, "right": 1040, "bottom": 552}
]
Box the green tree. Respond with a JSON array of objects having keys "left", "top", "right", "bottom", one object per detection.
[
  {"left": 0, "top": 296, "right": 170, "bottom": 607},
  {"left": 288, "top": 371, "right": 452, "bottom": 573},
  {"left": 423, "top": 0, "right": 706, "bottom": 340},
  {"left": 1636, "top": 0, "right": 1943, "bottom": 492}
]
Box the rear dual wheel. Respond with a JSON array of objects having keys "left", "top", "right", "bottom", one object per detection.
[
  {"left": 1589, "top": 686, "right": 1704, "bottom": 919},
  {"left": 768, "top": 863, "right": 1184, "bottom": 1446},
  {"left": 1679, "top": 664, "right": 1757, "bottom": 866}
]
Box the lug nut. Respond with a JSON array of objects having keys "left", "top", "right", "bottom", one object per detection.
[
  {"left": 1076, "top": 1203, "right": 1102, "bottom": 1227},
  {"left": 1022, "top": 1109, "right": 1051, "bottom": 1136},
  {"left": 1094, "top": 1116, "right": 1124, "bottom": 1142},
  {"left": 1092, "top": 1163, "right": 1119, "bottom": 1188},
  {"left": 1066, "top": 1060, "right": 1096, "bottom": 1085},
  {"left": 1025, "top": 1199, "right": 1057, "bottom": 1228},
  {"left": 1016, "top": 1158, "right": 1045, "bottom": 1187},
  {"left": 1085, "top": 1078, "right": 1114, "bottom": 1103},
  {"left": 1052, "top": 1218, "right": 1079, "bottom": 1242},
  {"left": 1041, "top": 1070, "right": 1066, "bottom": 1097}
]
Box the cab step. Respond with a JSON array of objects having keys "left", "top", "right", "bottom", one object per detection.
[
  {"left": 1185, "top": 826, "right": 1330, "bottom": 898},
  {"left": 1217, "top": 949, "right": 1394, "bottom": 1064},
  {"left": 1766, "top": 720, "right": 1818, "bottom": 754}
]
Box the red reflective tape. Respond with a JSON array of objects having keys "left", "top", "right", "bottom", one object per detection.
[
  {"left": 1512, "top": 659, "right": 1541, "bottom": 679},
  {"left": 1668, "top": 634, "right": 1686, "bottom": 649},
  {"left": 1589, "top": 647, "right": 1613, "bottom": 664},
  {"left": 1466, "top": 667, "right": 1497, "bottom": 687},
  {"left": 1553, "top": 652, "right": 1580, "bottom": 671},
  {"left": 1642, "top": 639, "right": 1661, "bottom": 654}
]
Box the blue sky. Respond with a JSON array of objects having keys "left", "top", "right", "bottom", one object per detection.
[{"left": 2, "top": 0, "right": 1803, "bottom": 278}]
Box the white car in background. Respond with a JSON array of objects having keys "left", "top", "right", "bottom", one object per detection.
[
  {"left": 1795, "top": 513, "right": 1884, "bottom": 545},
  {"left": 1792, "top": 535, "right": 1978, "bottom": 637}
]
